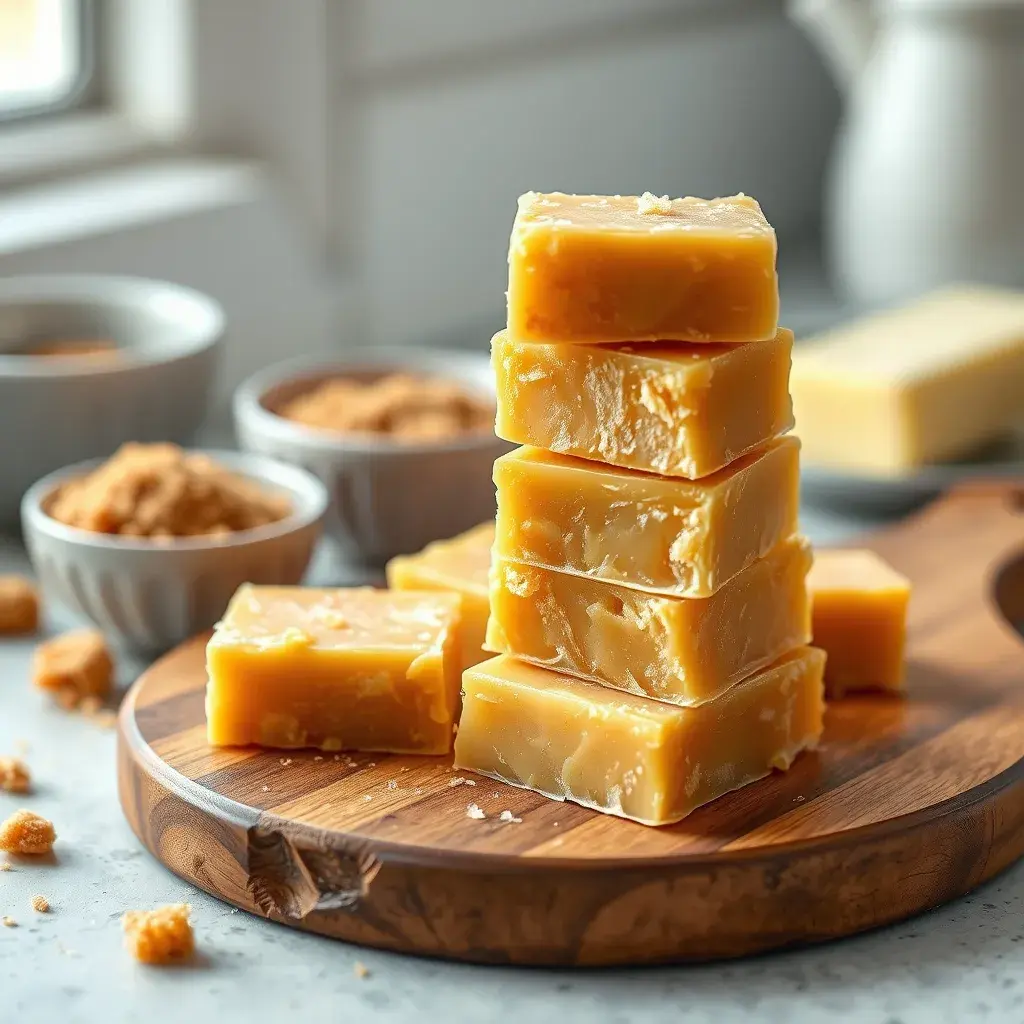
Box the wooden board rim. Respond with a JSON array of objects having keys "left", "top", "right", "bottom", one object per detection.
[{"left": 118, "top": 682, "right": 1024, "bottom": 872}]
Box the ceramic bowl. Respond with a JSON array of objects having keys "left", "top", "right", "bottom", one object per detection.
[
  {"left": 21, "top": 450, "right": 328, "bottom": 653},
  {"left": 233, "top": 349, "right": 510, "bottom": 564},
  {"left": 0, "top": 275, "right": 224, "bottom": 529}
]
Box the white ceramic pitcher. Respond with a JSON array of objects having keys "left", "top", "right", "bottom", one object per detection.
[{"left": 790, "top": 0, "right": 1024, "bottom": 306}]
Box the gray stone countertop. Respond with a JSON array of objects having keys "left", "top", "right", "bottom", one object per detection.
[{"left": 3, "top": 503, "right": 1024, "bottom": 1024}]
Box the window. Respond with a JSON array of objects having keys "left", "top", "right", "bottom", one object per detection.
[{"left": 0, "top": 0, "right": 95, "bottom": 121}]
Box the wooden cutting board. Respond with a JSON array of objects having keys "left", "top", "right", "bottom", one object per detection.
[{"left": 117, "top": 482, "right": 1024, "bottom": 966}]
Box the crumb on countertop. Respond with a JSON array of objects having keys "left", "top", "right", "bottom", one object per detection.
[
  {"left": 0, "top": 576, "right": 39, "bottom": 636},
  {"left": 122, "top": 904, "right": 194, "bottom": 965},
  {"left": 79, "top": 696, "right": 118, "bottom": 728},
  {"left": 353, "top": 961, "right": 370, "bottom": 979},
  {"left": 0, "top": 861, "right": 11, "bottom": 871},
  {"left": 33, "top": 629, "right": 114, "bottom": 710},
  {"left": 0, "top": 810, "right": 56, "bottom": 855},
  {"left": 0, "top": 757, "right": 31, "bottom": 794},
  {"left": 2, "top": 916, "right": 16, "bottom": 928},
  {"left": 31, "top": 895, "right": 49, "bottom": 913}
]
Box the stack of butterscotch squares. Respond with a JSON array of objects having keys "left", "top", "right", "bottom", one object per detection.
[{"left": 452, "top": 190, "right": 825, "bottom": 826}]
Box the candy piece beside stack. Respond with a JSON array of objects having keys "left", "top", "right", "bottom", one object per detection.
[{"left": 453, "top": 191, "right": 826, "bottom": 826}]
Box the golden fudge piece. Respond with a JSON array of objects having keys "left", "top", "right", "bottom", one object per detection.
[
  {"left": 206, "top": 585, "right": 463, "bottom": 754},
  {"left": 386, "top": 521, "right": 493, "bottom": 670},
  {"left": 792, "top": 286, "right": 1024, "bottom": 473},
  {"left": 454, "top": 649, "right": 826, "bottom": 826},
  {"left": 486, "top": 536, "right": 812, "bottom": 706},
  {"left": 809, "top": 549, "right": 910, "bottom": 695},
  {"left": 491, "top": 329, "right": 793, "bottom": 479},
  {"left": 507, "top": 192, "right": 778, "bottom": 344},
  {"left": 494, "top": 437, "right": 799, "bottom": 598}
]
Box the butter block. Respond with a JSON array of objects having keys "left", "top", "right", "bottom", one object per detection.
[
  {"left": 492, "top": 328, "right": 793, "bottom": 479},
  {"left": 486, "top": 536, "right": 812, "bottom": 706},
  {"left": 385, "top": 521, "right": 493, "bottom": 670},
  {"left": 455, "top": 649, "right": 826, "bottom": 826},
  {"left": 809, "top": 549, "right": 910, "bottom": 695},
  {"left": 508, "top": 192, "right": 779, "bottom": 344},
  {"left": 494, "top": 437, "right": 800, "bottom": 597},
  {"left": 793, "top": 286, "right": 1024, "bottom": 473},
  {"left": 206, "top": 585, "right": 462, "bottom": 753}
]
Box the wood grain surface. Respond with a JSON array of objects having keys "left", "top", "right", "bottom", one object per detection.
[{"left": 117, "top": 483, "right": 1024, "bottom": 965}]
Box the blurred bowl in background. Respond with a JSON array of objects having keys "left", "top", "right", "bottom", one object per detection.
[
  {"left": 21, "top": 450, "right": 327, "bottom": 653},
  {"left": 0, "top": 275, "right": 224, "bottom": 530},
  {"left": 234, "top": 349, "right": 509, "bottom": 564}
]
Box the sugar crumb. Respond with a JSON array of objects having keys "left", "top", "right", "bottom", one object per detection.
[
  {"left": 449, "top": 777, "right": 467, "bottom": 788},
  {"left": 261, "top": 786, "right": 270, "bottom": 793},
  {"left": 386, "top": 780, "right": 397, "bottom": 791},
  {"left": 499, "top": 811, "right": 523, "bottom": 824},
  {"left": 313, "top": 755, "right": 323, "bottom": 761},
  {"left": 637, "top": 191, "right": 673, "bottom": 215},
  {"left": 0, "top": 756, "right": 31, "bottom": 794},
  {"left": 354, "top": 961, "right": 370, "bottom": 979},
  {"left": 363, "top": 795, "right": 372, "bottom": 802},
  {"left": 122, "top": 904, "right": 194, "bottom": 965},
  {"left": 33, "top": 629, "right": 113, "bottom": 710},
  {"left": 279, "top": 758, "right": 292, "bottom": 766},
  {"left": 31, "top": 895, "right": 49, "bottom": 913},
  {"left": 0, "top": 810, "right": 56, "bottom": 855},
  {"left": 466, "top": 803, "right": 486, "bottom": 820}
]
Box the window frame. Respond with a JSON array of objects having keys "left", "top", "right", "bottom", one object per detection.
[{"left": 0, "top": 0, "right": 101, "bottom": 125}]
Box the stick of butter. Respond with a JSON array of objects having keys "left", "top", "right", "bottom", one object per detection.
[{"left": 792, "top": 286, "right": 1024, "bottom": 474}]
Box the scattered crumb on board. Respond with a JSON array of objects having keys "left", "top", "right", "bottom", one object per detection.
[
  {"left": 499, "top": 810, "right": 523, "bottom": 824},
  {"left": 466, "top": 803, "right": 486, "bottom": 820}
]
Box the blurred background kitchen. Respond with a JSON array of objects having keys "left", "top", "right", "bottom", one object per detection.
[
  {"left": 2, "top": 0, "right": 1023, "bottom": 545},
  {"left": 0, "top": 0, "right": 845, "bottom": 400}
]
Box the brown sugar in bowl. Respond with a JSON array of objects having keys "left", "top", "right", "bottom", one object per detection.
[
  {"left": 233, "top": 350, "right": 512, "bottom": 564},
  {"left": 20, "top": 450, "right": 328, "bottom": 653}
]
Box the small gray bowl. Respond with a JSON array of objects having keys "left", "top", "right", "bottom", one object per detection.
[
  {"left": 234, "top": 349, "right": 510, "bottom": 565},
  {"left": 0, "top": 274, "right": 224, "bottom": 529},
  {"left": 21, "top": 450, "right": 328, "bottom": 653}
]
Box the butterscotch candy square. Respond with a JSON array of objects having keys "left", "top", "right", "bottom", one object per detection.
[
  {"left": 809, "top": 548, "right": 911, "bottom": 695},
  {"left": 0, "top": 757, "right": 31, "bottom": 794},
  {"left": 33, "top": 629, "right": 114, "bottom": 709},
  {"left": 492, "top": 329, "right": 794, "bottom": 480},
  {"left": 508, "top": 192, "right": 778, "bottom": 344},
  {"left": 0, "top": 810, "right": 56, "bottom": 855},
  {"left": 486, "top": 536, "right": 813, "bottom": 706},
  {"left": 385, "top": 521, "right": 493, "bottom": 671},
  {"left": 206, "top": 585, "right": 463, "bottom": 754},
  {"left": 455, "top": 648, "right": 825, "bottom": 825},
  {"left": 0, "top": 576, "right": 39, "bottom": 635},
  {"left": 493, "top": 437, "right": 800, "bottom": 598},
  {"left": 122, "top": 904, "right": 194, "bottom": 964}
]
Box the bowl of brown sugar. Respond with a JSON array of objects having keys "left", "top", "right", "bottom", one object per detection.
[
  {"left": 234, "top": 349, "right": 509, "bottom": 563},
  {"left": 21, "top": 443, "right": 328, "bottom": 652}
]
